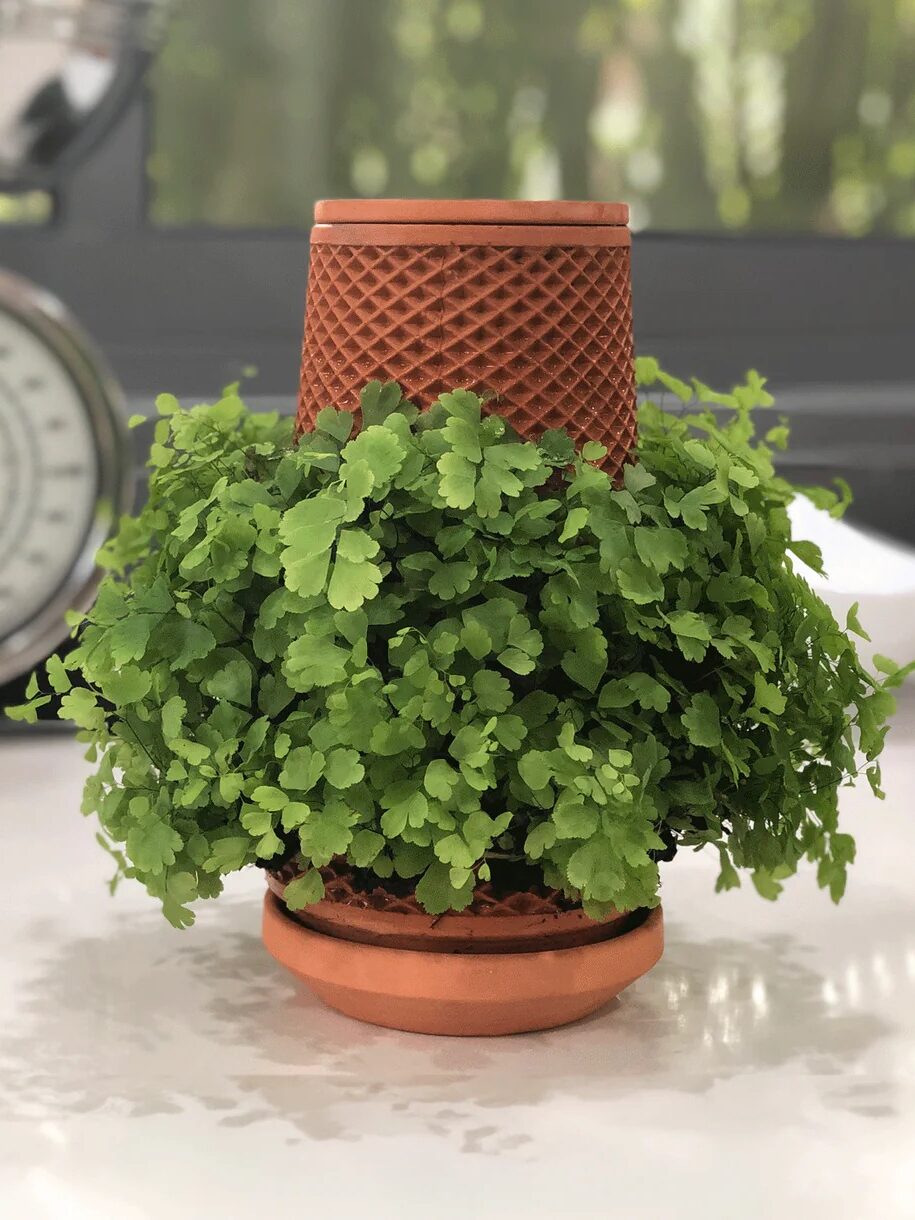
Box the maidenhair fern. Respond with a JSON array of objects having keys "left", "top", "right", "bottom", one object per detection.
[{"left": 11, "top": 362, "right": 910, "bottom": 925}]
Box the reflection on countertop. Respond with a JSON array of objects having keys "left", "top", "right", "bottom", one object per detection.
[{"left": 1, "top": 702, "right": 914, "bottom": 1218}]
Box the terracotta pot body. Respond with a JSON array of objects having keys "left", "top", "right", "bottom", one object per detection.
[
  {"left": 262, "top": 869, "right": 663, "bottom": 1036},
  {"left": 295, "top": 199, "right": 637, "bottom": 478}
]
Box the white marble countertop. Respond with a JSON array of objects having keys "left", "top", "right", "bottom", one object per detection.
[{"left": 2, "top": 704, "right": 914, "bottom": 1220}]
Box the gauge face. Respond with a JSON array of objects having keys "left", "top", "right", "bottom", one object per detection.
[
  {"left": 0, "top": 309, "right": 100, "bottom": 639},
  {"left": 0, "top": 269, "right": 131, "bottom": 689}
]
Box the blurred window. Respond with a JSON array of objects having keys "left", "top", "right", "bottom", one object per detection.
[
  {"left": 150, "top": 0, "right": 915, "bottom": 236},
  {"left": 0, "top": 190, "right": 53, "bottom": 225}
]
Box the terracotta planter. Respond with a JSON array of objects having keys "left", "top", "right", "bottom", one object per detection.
[
  {"left": 262, "top": 866, "right": 663, "bottom": 1036},
  {"left": 295, "top": 198, "right": 637, "bottom": 477}
]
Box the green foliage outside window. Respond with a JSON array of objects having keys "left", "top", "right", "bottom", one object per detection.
[{"left": 152, "top": 0, "right": 915, "bottom": 236}]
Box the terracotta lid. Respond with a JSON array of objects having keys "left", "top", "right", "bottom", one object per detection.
[{"left": 314, "top": 198, "right": 629, "bottom": 226}]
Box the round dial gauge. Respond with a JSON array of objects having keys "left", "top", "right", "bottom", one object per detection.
[{"left": 0, "top": 268, "right": 132, "bottom": 687}]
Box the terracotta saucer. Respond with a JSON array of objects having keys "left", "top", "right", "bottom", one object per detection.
[{"left": 262, "top": 892, "right": 664, "bottom": 1037}]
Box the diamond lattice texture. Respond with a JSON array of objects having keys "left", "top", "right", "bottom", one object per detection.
[
  {"left": 296, "top": 240, "right": 637, "bottom": 476},
  {"left": 271, "top": 858, "right": 577, "bottom": 917}
]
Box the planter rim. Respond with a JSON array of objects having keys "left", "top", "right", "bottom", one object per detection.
[
  {"left": 313, "top": 198, "right": 629, "bottom": 227},
  {"left": 265, "top": 890, "right": 661, "bottom": 968},
  {"left": 310, "top": 222, "right": 630, "bottom": 248},
  {"left": 266, "top": 871, "right": 635, "bottom": 953}
]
